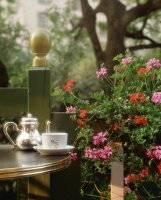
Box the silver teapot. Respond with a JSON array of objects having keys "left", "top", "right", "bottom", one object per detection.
[{"left": 3, "top": 113, "right": 41, "bottom": 150}]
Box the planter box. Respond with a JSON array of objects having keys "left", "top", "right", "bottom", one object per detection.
[{"left": 50, "top": 112, "right": 81, "bottom": 200}]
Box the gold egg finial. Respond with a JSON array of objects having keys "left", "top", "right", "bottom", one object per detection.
[{"left": 29, "top": 29, "right": 52, "bottom": 67}]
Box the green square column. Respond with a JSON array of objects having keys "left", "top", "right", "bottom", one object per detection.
[
  {"left": 28, "top": 67, "right": 50, "bottom": 132},
  {"left": 28, "top": 67, "right": 51, "bottom": 199}
]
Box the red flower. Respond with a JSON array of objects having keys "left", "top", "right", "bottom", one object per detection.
[
  {"left": 130, "top": 93, "right": 138, "bottom": 104},
  {"left": 140, "top": 168, "right": 149, "bottom": 178},
  {"left": 134, "top": 115, "right": 140, "bottom": 124},
  {"left": 139, "top": 93, "right": 145, "bottom": 103},
  {"left": 134, "top": 115, "right": 147, "bottom": 125},
  {"left": 125, "top": 174, "right": 142, "bottom": 184},
  {"left": 137, "top": 67, "right": 147, "bottom": 75},
  {"left": 130, "top": 93, "right": 140, "bottom": 104},
  {"left": 130, "top": 93, "right": 145, "bottom": 104},
  {"left": 79, "top": 109, "right": 87, "bottom": 119},
  {"left": 140, "top": 117, "right": 147, "bottom": 125},
  {"left": 77, "top": 118, "right": 85, "bottom": 127},
  {"left": 63, "top": 80, "right": 75, "bottom": 91},
  {"left": 157, "top": 162, "right": 161, "bottom": 174},
  {"left": 112, "top": 122, "right": 121, "bottom": 132}
]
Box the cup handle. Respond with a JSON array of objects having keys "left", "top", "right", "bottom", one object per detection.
[{"left": 3, "top": 122, "right": 19, "bottom": 147}]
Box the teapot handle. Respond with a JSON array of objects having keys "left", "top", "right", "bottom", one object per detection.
[{"left": 3, "top": 122, "right": 20, "bottom": 147}]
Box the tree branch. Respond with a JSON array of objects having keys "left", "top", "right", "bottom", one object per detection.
[
  {"left": 126, "top": 31, "right": 157, "bottom": 43},
  {"left": 74, "top": 28, "right": 83, "bottom": 41},
  {"left": 128, "top": 42, "right": 161, "bottom": 51},
  {"left": 141, "top": 16, "right": 148, "bottom": 30},
  {"left": 95, "top": 0, "right": 125, "bottom": 18},
  {"left": 136, "top": 0, "right": 140, "bottom": 5},
  {"left": 70, "top": 19, "right": 84, "bottom": 40},
  {"left": 124, "top": 0, "right": 161, "bottom": 25},
  {"left": 70, "top": 19, "right": 84, "bottom": 32},
  {"left": 80, "top": 0, "right": 105, "bottom": 64}
]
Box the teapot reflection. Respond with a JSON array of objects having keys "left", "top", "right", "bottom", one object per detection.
[{"left": 3, "top": 113, "right": 41, "bottom": 150}]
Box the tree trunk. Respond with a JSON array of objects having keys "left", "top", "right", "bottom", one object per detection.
[
  {"left": 80, "top": 0, "right": 126, "bottom": 71},
  {"left": 105, "top": 19, "right": 126, "bottom": 74}
]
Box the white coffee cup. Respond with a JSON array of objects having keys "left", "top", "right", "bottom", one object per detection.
[{"left": 41, "top": 132, "right": 68, "bottom": 149}]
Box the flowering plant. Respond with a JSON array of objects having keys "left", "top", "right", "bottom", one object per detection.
[{"left": 53, "top": 54, "right": 161, "bottom": 199}]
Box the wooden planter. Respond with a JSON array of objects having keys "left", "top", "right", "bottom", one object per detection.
[{"left": 50, "top": 112, "right": 81, "bottom": 200}]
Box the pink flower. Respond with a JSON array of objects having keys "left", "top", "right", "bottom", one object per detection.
[
  {"left": 92, "top": 148, "right": 99, "bottom": 159},
  {"left": 84, "top": 148, "right": 98, "bottom": 159},
  {"left": 146, "top": 58, "right": 161, "bottom": 70},
  {"left": 66, "top": 106, "right": 76, "bottom": 113},
  {"left": 96, "top": 67, "right": 107, "bottom": 78},
  {"left": 151, "top": 92, "right": 161, "bottom": 104},
  {"left": 84, "top": 147, "right": 94, "bottom": 159},
  {"left": 146, "top": 145, "right": 161, "bottom": 160},
  {"left": 85, "top": 148, "right": 99, "bottom": 159},
  {"left": 84, "top": 146, "right": 112, "bottom": 160},
  {"left": 124, "top": 186, "right": 132, "bottom": 194},
  {"left": 93, "top": 132, "right": 107, "bottom": 145},
  {"left": 69, "top": 152, "right": 78, "bottom": 161},
  {"left": 98, "top": 146, "right": 112, "bottom": 160},
  {"left": 121, "top": 56, "right": 133, "bottom": 65}
]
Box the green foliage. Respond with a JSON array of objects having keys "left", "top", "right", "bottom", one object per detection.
[
  {"left": 125, "top": 191, "right": 136, "bottom": 200},
  {"left": 54, "top": 53, "right": 161, "bottom": 199},
  {"left": 48, "top": 5, "right": 98, "bottom": 110},
  {"left": 0, "top": 1, "right": 32, "bottom": 87},
  {"left": 48, "top": 5, "right": 91, "bottom": 86},
  {"left": 70, "top": 56, "right": 101, "bottom": 97}
]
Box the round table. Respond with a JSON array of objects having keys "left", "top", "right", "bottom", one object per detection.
[
  {"left": 0, "top": 144, "right": 71, "bottom": 180},
  {"left": 0, "top": 144, "right": 71, "bottom": 199}
]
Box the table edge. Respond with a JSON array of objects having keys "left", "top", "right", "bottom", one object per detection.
[{"left": 0, "top": 157, "right": 71, "bottom": 180}]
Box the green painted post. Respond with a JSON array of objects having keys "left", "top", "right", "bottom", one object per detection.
[
  {"left": 28, "top": 28, "right": 51, "bottom": 131},
  {"left": 28, "top": 67, "right": 51, "bottom": 199},
  {"left": 28, "top": 67, "right": 50, "bottom": 200},
  {"left": 27, "top": 29, "right": 51, "bottom": 200},
  {"left": 28, "top": 67, "right": 50, "bottom": 131}
]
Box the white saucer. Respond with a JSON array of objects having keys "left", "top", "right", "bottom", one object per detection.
[{"left": 33, "top": 145, "right": 75, "bottom": 155}]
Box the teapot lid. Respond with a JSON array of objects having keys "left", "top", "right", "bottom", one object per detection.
[{"left": 20, "top": 113, "right": 38, "bottom": 125}]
